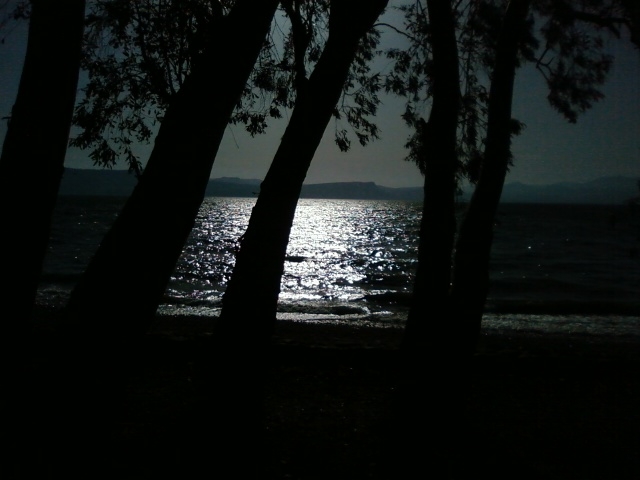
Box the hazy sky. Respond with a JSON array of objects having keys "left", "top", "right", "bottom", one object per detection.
[{"left": 1, "top": 3, "right": 638, "bottom": 188}]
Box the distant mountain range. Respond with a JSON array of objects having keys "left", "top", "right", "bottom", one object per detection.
[
  {"left": 495, "top": 176, "right": 640, "bottom": 205},
  {"left": 57, "top": 169, "right": 426, "bottom": 201},
  {"left": 206, "top": 177, "right": 426, "bottom": 201},
  {"left": 58, "top": 168, "right": 639, "bottom": 205}
]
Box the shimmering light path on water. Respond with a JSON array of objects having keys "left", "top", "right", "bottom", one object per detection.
[
  {"left": 41, "top": 197, "right": 640, "bottom": 337},
  {"left": 171, "top": 198, "right": 422, "bottom": 313}
]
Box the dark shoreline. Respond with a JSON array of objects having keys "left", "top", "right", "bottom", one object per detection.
[
  {"left": 123, "top": 319, "right": 640, "bottom": 479},
  {"left": 31, "top": 303, "right": 640, "bottom": 355},
  {"left": 22, "top": 306, "right": 640, "bottom": 478}
]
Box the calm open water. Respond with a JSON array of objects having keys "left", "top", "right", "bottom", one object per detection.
[{"left": 39, "top": 196, "right": 640, "bottom": 338}]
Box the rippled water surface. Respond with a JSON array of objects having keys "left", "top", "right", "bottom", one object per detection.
[
  {"left": 41, "top": 196, "right": 640, "bottom": 337},
  {"left": 170, "top": 198, "right": 422, "bottom": 311}
]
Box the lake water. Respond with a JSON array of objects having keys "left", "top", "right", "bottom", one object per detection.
[{"left": 39, "top": 196, "right": 640, "bottom": 338}]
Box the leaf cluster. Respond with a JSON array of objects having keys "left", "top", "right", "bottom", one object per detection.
[
  {"left": 231, "top": 0, "right": 384, "bottom": 152},
  {"left": 383, "top": 0, "right": 517, "bottom": 182},
  {"left": 0, "top": 0, "right": 30, "bottom": 44},
  {"left": 385, "top": 0, "right": 622, "bottom": 183},
  {"left": 228, "top": 0, "right": 331, "bottom": 137},
  {"left": 70, "top": 0, "right": 225, "bottom": 174},
  {"left": 334, "top": 28, "right": 384, "bottom": 152},
  {"left": 71, "top": 0, "right": 386, "bottom": 170},
  {"left": 534, "top": 0, "right": 620, "bottom": 123}
]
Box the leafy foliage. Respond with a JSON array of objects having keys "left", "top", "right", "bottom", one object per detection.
[
  {"left": 382, "top": 0, "right": 517, "bottom": 182},
  {"left": 534, "top": 0, "right": 620, "bottom": 123},
  {"left": 232, "top": 0, "right": 384, "bottom": 152},
  {"left": 70, "top": 0, "right": 386, "bottom": 172},
  {"left": 228, "top": 0, "right": 331, "bottom": 136},
  {"left": 334, "top": 28, "right": 384, "bottom": 151},
  {"left": 70, "top": 0, "right": 225, "bottom": 174},
  {"left": 0, "top": 0, "right": 29, "bottom": 44},
  {"left": 384, "top": 0, "right": 627, "bottom": 182}
]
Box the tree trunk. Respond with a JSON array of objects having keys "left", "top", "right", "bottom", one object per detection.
[
  {"left": 51, "top": 1, "right": 278, "bottom": 477},
  {"left": 451, "top": 0, "right": 532, "bottom": 354},
  {"left": 0, "top": 0, "right": 85, "bottom": 331},
  {"left": 62, "top": 0, "right": 279, "bottom": 338},
  {"left": 0, "top": 1, "right": 85, "bottom": 477},
  {"left": 621, "top": 0, "right": 640, "bottom": 47},
  {"left": 402, "top": 0, "right": 461, "bottom": 352},
  {"left": 385, "top": 1, "right": 462, "bottom": 477},
  {"left": 218, "top": 0, "right": 389, "bottom": 337},
  {"left": 200, "top": 5, "right": 388, "bottom": 472}
]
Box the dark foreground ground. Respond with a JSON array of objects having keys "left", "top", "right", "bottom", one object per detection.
[{"left": 22, "top": 312, "right": 640, "bottom": 479}]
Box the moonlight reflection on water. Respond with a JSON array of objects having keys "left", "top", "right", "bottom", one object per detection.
[
  {"left": 41, "top": 197, "right": 640, "bottom": 336},
  {"left": 172, "top": 198, "right": 421, "bottom": 310}
]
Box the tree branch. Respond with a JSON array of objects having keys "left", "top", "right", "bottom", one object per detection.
[{"left": 570, "top": 9, "right": 629, "bottom": 37}]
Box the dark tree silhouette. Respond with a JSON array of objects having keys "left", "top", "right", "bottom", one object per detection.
[
  {"left": 218, "top": 0, "right": 389, "bottom": 339},
  {"left": 0, "top": 0, "right": 85, "bottom": 333},
  {"left": 191, "top": 2, "right": 388, "bottom": 474},
  {"left": 401, "top": 0, "right": 460, "bottom": 351},
  {"left": 452, "top": 0, "right": 635, "bottom": 352},
  {"left": 49, "top": 1, "right": 279, "bottom": 477},
  {"left": 388, "top": 0, "right": 634, "bottom": 354},
  {"left": 49, "top": 3, "right": 386, "bottom": 470},
  {"left": 71, "top": 0, "right": 230, "bottom": 174},
  {"left": 621, "top": 0, "right": 640, "bottom": 45},
  {"left": 452, "top": 0, "right": 532, "bottom": 353},
  {"left": 384, "top": 2, "right": 635, "bottom": 472},
  {"left": 62, "top": 0, "right": 279, "bottom": 338},
  {"left": 65, "top": 1, "right": 383, "bottom": 332},
  {"left": 71, "top": 0, "right": 384, "bottom": 174},
  {"left": 382, "top": 1, "right": 464, "bottom": 476},
  {"left": 0, "top": 1, "right": 85, "bottom": 477}
]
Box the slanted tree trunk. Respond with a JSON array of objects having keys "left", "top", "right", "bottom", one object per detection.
[
  {"left": 0, "top": 0, "right": 85, "bottom": 332},
  {"left": 200, "top": 5, "right": 388, "bottom": 472},
  {"left": 451, "top": 0, "right": 532, "bottom": 354},
  {"left": 218, "top": 0, "right": 389, "bottom": 337},
  {"left": 51, "top": 1, "right": 278, "bottom": 477},
  {"left": 0, "top": 1, "right": 85, "bottom": 477},
  {"left": 62, "top": 0, "right": 279, "bottom": 338}
]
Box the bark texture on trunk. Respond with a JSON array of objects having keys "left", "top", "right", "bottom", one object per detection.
[
  {"left": 218, "top": 0, "right": 389, "bottom": 338},
  {"left": 0, "top": 2, "right": 85, "bottom": 477},
  {"left": 451, "top": 0, "right": 532, "bottom": 354},
  {"left": 402, "top": 0, "right": 461, "bottom": 351},
  {"left": 62, "top": 0, "right": 279, "bottom": 339}
]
